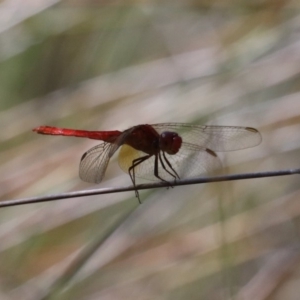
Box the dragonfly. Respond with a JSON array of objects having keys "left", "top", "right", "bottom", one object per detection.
[{"left": 33, "top": 123, "right": 262, "bottom": 202}]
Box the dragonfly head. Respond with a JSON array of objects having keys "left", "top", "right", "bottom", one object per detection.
[{"left": 159, "top": 131, "right": 182, "bottom": 155}]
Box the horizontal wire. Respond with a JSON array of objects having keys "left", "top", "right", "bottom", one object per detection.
[{"left": 1, "top": 168, "right": 300, "bottom": 208}]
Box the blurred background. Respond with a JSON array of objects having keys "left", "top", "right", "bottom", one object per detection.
[{"left": 1, "top": 0, "right": 300, "bottom": 299}]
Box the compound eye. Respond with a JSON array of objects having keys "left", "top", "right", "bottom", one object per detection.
[{"left": 160, "top": 131, "right": 182, "bottom": 155}]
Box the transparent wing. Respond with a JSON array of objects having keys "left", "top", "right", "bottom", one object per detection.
[
  {"left": 118, "top": 144, "right": 222, "bottom": 182},
  {"left": 79, "top": 142, "right": 119, "bottom": 183},
  {"left": 151, "top": 123, "right": 262, "bottom": 152}
]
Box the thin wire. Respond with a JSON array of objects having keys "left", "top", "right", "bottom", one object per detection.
[{"left": 1, "top": 168, "right": 299, "bottom": 207}]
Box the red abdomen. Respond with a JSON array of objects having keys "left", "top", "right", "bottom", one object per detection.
[{"left": 33, "top": 126, "right": 121, "bottom": 142}]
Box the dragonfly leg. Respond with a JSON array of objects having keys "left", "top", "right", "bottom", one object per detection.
[
  {"left": 153, "top": 154, "right": 174, "bottom": 190},
  {"left": 128, "top": 155, "right": 152, "bottom": 203},
  {"left": 158, "top": 152, "right": 177, "bottom": 181},
  {"left": 162, "top": 151, "right": 180, "bottom": 180}
]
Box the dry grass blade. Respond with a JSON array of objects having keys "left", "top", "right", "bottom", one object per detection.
[{"left": 0, "top": 169, "right": 299, "bottom": 207}]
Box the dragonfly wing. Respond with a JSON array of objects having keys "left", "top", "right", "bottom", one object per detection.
[
  {"left": 79, "top": 142, "right": 119, "bottom": 183},
  {"left": 118, "top": 144, "right": 221, "bottom": 182},
  {"left": 163, "top": 144, "right": 222, "bottom": 179},
  {"left": 118, "top": 144, "right": 148, "bottom": 176},
  {"left": 152, "top": 123, "right": 262, "bottom": 152}
]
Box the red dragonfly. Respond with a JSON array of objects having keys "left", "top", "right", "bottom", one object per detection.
[{"left": 33, "top": 123, "right": 262, "bottom": 202}]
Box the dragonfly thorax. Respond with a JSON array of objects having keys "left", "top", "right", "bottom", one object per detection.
[{"left": 159, "top": 131, "right": 182, "bottom": 155}]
